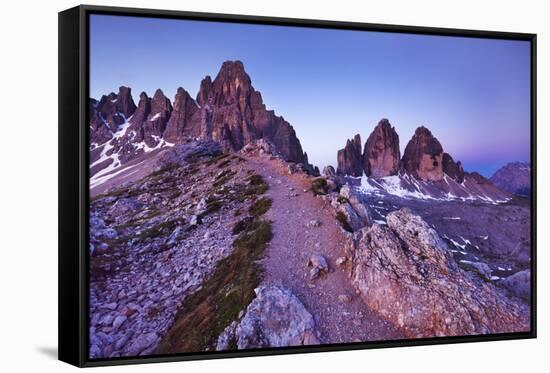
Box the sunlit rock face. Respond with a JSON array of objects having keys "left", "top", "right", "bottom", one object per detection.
[{"left": 363, "top": 119, "right": 401, "bottom": 178}]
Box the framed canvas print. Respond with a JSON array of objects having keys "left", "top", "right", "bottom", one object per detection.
[{"left": 58, "top": 5, "right": 537, "bottom": 367}]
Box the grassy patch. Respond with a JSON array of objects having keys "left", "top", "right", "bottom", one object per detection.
[
  {"left": 217, "top": 159, "right": 231, "bottom": 168},
  {"left": 213, "top": 169, "right": 236, "bottom": 188},
  {"left": 311, "top": 177, "right": 328, "bottom": 196},
  {"left": 134, "top": 218, "right": 185, "bottom": 243},
  {"left": 249, "top": 197, "right": 272, "bottom": 217},
  {"left": 335, "top": 211, "right": 353, "bottom": 233},
  {"left": 228, "top": 174, "right": 269, "bottom": 203},
  {"left": 205, "top": 153, "right": 230, "bottom": 166},
  {"left": 156, "top": 218, "right": 273, "bottom": 354}
]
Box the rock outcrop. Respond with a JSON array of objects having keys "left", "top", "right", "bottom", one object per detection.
[
  {"left": 490, "top": 162, "right": 531, "bottom": 196},
  {"left": 344, "top": 209, "right": 529, "bottom": 338},
  {"left": 401, "top": 126, "right": 444, "bottom": 181},
  {"left": 499, "top": 269, "right": 531, "bottom": 301},
  {"left": 216, "top": 285, "right": 320, "bottom": 350},
  {"left": 337, "top": 134, "right": 363, "bottom": 177},
  {"left": 442, "top": 152, "right": 465, "bottom": 182},
  {"left": 196, "top": 61, "right": 307, "bottom": 163},
  {"left": 89, "top": 86, "right": 137, "bottom": 145},
  {"left": 363, "top": 119, "right": 400, "bottom": 177},
  {"left": 163, "top": 87, "right": 200, "bottom": 143}
]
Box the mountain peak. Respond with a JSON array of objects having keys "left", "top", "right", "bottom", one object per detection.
[
  {"left": 402, "top": 126, "right": 444, "bottom": 181},
  {"left": 490, "top": 162, "right": 531, "bottom": 196},
  {"left": 363, "top": 119, "right": 400, "bottom": 177}
]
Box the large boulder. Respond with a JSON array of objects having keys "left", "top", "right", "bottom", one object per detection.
[
  {"left": 499, "top": 269, "right": 531, "bottom": 301},
  {"left": 345, "top": 209, "right": 530, "bottom": 338},
  {"left": 339, "top": 184, "right": 370, "bottom": 226},
  {"left": 401, "top": 126, "right": 444, "bottom": 181},
  {"left": 363, "top": 119, "right": 401, "bottom": 177},
  {"left": 337, "top": 134, "right": 363, "bottom": 177},
  {"left": 234, "top": 285, "right": 320, "bottom": 348}
]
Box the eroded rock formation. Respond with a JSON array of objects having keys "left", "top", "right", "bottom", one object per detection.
[
  {"left": 363, "top": 119, "right": 400, "bottom": 177},
  {"left": 344, "top": 209, "right": 530, "bottom": 338},
  {"left": 401, "top": 126, "right": 444, "bottom": 181},
  {"left": 337, "top": 134, "right": 363, "bottom": 177},
  {"left": 216, "top": 285, "right": 320, "bottom": 350},
  {"left": 89, "top": 61, "right": 309, "bottom": 172},
  {"left": 442, "top": 152, "right": 465, "bottom": 182}
]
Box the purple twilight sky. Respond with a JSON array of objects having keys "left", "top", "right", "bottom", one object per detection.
[{"left": 90, "top": 15, "right": 531, "bottom": 177}]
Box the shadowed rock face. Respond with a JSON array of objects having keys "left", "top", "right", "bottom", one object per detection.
[
  {"left": 363, "top": 119, "right": 400, "bottom": 178},
  {"left": 345, "top": 209, "right": 530, "bottom": 338},
  {"left": 89, "top": 86, "right": 137, "bottom": 145},
  {"left": 442, "top": 152, "right": 465, "bottom": 183},
  {"left": 197, "top": 61, "right": 307, "bottom": 163},
  {"left": 142, "top": 89, "right": 172, "bottom": 148},
  {"left": 163, "top": 87, "right": 200, "bottom": 143},
  {"left": 401, "top": 126, "right": 444, "bottom": 181},
  {"left": 490, "top": 162, "right": 531, "bottom": 196},
  {"left": 337, "top": 134, "right": 363, "bottom": 177},
  {"left": 116, "top": 86, "right": 137, "bottom": 118}
]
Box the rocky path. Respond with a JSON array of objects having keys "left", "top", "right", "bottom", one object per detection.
[{"left": 248, "top": 156, "right": 402, "bottom": 343}]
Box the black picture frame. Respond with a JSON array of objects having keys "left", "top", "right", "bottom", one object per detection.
[{"left": 58, "top": 4, "right": 537, "bottom": 368}]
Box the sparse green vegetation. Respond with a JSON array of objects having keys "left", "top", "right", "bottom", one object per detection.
[
  {"left": 217, "top": 159, "right": 231, "bottom": 168},
  {"left": 311, "top": 177, "right": 328, "bottom": 196},
  {"left": 213, "top": 169, "right": 236, "bottom": 188},
  {"left": 205, "top": 153, "right": 230, "bottom": 166},
  {"left": 135, "top": 218, "right": 185, "bottom": 243},
  {"left": 337, "top": 196, "right": 349, "bottom": 204},
  {"left": 335, "top": 211, "right": 353, "bottom": 233},
  {"left": 249, "top": 197, "right": 272, "bottom": 217},
  {"left": 156, "top": 217, "right": 273, "bottom": 353}
]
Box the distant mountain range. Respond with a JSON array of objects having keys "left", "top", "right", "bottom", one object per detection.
[
  {"left": 89, "top": 60, "right": 529, "bottom": 202},
  {"left": 89, "top": 61, "right": 312, "bottom": 183},
  {"left": 490, "top": 162, "right": 531, "bottom": 197},
  {"left": 335, "top": 120, "right": 527, "bottom": 203}
]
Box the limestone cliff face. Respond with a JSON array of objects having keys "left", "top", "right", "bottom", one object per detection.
[
  {"left": 401, "top": 126, "right": 444, "bottom": 181},
  {"left": 442, "top": 152, "right": 465, "bottom": 183},
  {"left": 363, "top": 119, "right": 400, "bottom": 177},
  {"left": 89, "top": 61, "right": 309, "bottom": 169},
  {"left": 196, "top": 61, "right": 307, "bottom": 163},
  {"left": 163, "top": 87, "right": 200, "bottom": 143},
  {"left": 336, "top": 134, "right": 363, "bottom": 177},
  {"left": 345, "top": 209, "right": 530, "bottom": 338}
]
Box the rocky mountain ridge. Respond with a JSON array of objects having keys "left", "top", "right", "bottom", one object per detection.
[
  {"left": 490, "top": 162, "right": 531, "bottom": 196},
  {"left": 336, "top": 119, "right": 511, "bottom": 203},
  {"left": 90, "top": 61, "right": 311, "bottom": 182}
]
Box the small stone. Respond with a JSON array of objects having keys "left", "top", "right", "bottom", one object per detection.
[
  {"left": 100, "top": 302, "right": 118, "bottom": 311},
  {"left": 307, "top": 254, "right": 329, "bottom": 279},
  {"left": 336, "top": 257, "right": 347, "bottom": 266},
  {"left": 126, "top": 332, "right": 159, "bottom": 356},
  {"left": 112, "top": 315, "right": 127, "bottom": 330},
  {"left": 338, "top": 294, "right": 351, "bottom": 303},
  {"left": 307, "top": 220, "right": 322, "bottom": 228}
]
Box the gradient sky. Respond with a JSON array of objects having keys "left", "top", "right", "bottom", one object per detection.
[{"left": 90, "top": 15, "right": 531, "bottom": 177}]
